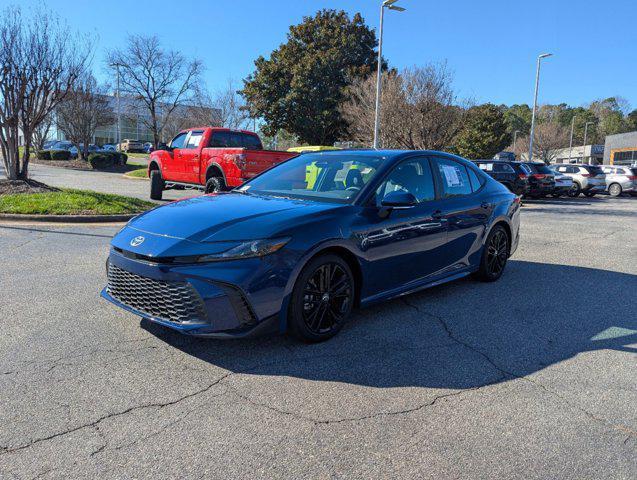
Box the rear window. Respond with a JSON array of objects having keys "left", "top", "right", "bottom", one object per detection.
[
  {"left": 584, "top": 165, "right": 604, "bottom": 175},
  {"left": 209, "top": 131, "right": 263, "bottom": 150},
  {"left": 525, "top": 163, "right": 552, "bottom": 174}
]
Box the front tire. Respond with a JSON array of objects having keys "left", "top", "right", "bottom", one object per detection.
[
  {"left": 288, "top": 254, "right": 354, "bottom": 343},
  {"left": 149, "top": 170, "right": 164, "bottom": 200},
  {"left": 474, "top": 225, "right": 509, "bottom": 282}
]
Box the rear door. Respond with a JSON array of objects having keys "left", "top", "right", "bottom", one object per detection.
[{"left": 431, "top": 155, "right": 492, "bottom": 272}]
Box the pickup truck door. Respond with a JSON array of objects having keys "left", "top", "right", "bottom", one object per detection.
[
  {"left": 179, "top": 130, "right": 205, "bottom": 184},
  {"left": 163, "top": 131, "right": 189, "bottom": 182}
]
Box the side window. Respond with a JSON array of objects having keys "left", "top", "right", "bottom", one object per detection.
[
  {"left": 375, "top": 157, "right": 435, "bottom": 205},
  {"left": 478, "top": 162, "right": 494, "bottom": 172},
  {"left": 209, "top": 132, "right": 230, "bottom": 147},
  {"left": 434, "top": 157, "right": 473, "bottom": 198},
  {"left": 467, "top": 166, "right": 485, "bottom": 192},
  {"left": 185, "top": 131, "right": 203, "bottom": 149},
  {"left": 169, "top": 132, "right": 188, "bottom": 149},
  {"left": 558, "top": 166, "right": 567, "bottom": 172}
]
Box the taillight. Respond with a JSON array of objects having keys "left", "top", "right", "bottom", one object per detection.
[
  {"left": 232, "top": 154, "right": 247, "bottom": 170},
  {"left": 628, "top": 175, "right": 637, "bottom": 181},
  {"left": 518, "top": 173, "right": 527, "bottom": 179},
  {"left": 580, "top": 173, "right": 590, "bottom": 177},
  {"left": 531, "top": 173, "right": 545, "bottom": 179}
]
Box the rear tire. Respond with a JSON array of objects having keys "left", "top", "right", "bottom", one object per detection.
[
  {"left": 288, "top": 254, "right": 354, "bottom": 343},
  {"left": 608, "top": 183, "right": 622, "bottom": 197},
  {"left": 568, "top": 182, "right": 581, "bottom": 197},
  {"left": 474, "top": 225, "right": 509, "bottom": 282},
  {"left": 205, "top": 176, "right": 225, "bottom": 194},
  {"left": 149, "top": 170, "right": 164, "bottom": 200}
]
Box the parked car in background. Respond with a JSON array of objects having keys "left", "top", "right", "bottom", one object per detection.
[
  {"left": 522, "top": 163, "right": 555, "bottom": 198},
  {"left": 147, "top": 127, "right": 296, "bottom": 200},
  {"left": 102, "top": 150, "right": 520, "bottom": 341},
  {"left": 143, "top": 142, "right": 154, "bottom": 154},
  {"left": 117, "top": 139, "right": 144, "bottom": 153},
  {"left": 600, "top": 165, "right": 637, "bottom": 196},
  {"left": 42, "top": 140, "right": 58, "bottom": 149},
  {"left": 49, "top": 141, "right": 74, "bottom": 151},
  {"left": 549, "top": 169, "right": 574, "bottom": 197},
  {"left": 493, "top": 151, "right": 516, "bottom": 161},
  {"left": 69, "top": 144, "right": 100, "bottom": 159},
  {"left": 551, "top": 164, "right": 606, "bottom": 197},
  {"left": 474, "top": 160, "right": 529, "bottom": 196},
  {"left": 102, "top": 144, "right": 116, "bottom": 151}
]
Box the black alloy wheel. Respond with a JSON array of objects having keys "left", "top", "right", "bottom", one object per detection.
[
  {"left": 567, "top": 182, "right": 581, "bottom": 197},
  {"left": 289, "top": 254, "right": 354, "bottom": 342},
  {"left": 474, "top": 225, "right": 509, "bottom": 282},
  {"left": 205, "top": 176, "right": 225, "bottom": 194}
]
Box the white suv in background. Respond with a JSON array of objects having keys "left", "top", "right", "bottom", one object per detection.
[
  {"left": 600, "top": 165, "right": 637, "bottom": 197},
  {"left": 551, "top": 164, "right": 606, "bottom": 197}
]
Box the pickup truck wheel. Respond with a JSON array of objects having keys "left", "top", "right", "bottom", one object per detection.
[
  {"left": 149, "top": 170, "right": 164, "bottom": 200},
  {"left": 205, "top": 176, "right": 224, "bottom": 194}
]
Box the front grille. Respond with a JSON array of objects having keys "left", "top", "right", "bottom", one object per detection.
[{"left": 106, "top": 263, "right": 207, "bottom": 324}]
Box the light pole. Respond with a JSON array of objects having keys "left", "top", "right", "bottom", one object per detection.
[
  {"left": 528, "top": 53, "right": 552, "bottom": 161},
  {"left": 568, "top": 115, "right": 576, "bottom": 162},
  {"left": 583, "top": 121, "right": 594, "bottom": 164},
  {"left": 373, "top": 0, "right": 405, "bottom": 149},
  {"left": 110, "top": 63, "right": 123, "bottom": 148}
]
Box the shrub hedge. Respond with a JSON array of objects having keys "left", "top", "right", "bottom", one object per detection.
[
  {"left": 88, "top": 153, "right": 115, "bottom": 169},
  {"left": 50, "top": 149, "right": 71, "bottom": 160},
  {"left": 37, "top": 150, "right": 51, "bottom": 160}
]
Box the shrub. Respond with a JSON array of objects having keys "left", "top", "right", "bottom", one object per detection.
[
  {"left": 88, "top": 153, "right": 115, "bottom": 169},
  {"left": 37, "top": 150, "right": 52, "bottom": 160},
  {"left": 49, "top": 149, "right": 71, "bottom": 160}
]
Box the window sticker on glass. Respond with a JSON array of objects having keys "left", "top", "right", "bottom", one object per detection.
[{"left": 441, "top": 164, "right": 462, "bottom": 187}]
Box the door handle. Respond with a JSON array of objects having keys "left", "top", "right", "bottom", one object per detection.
[{"left": 431, "top": 210, "right": 443, "bottom": 219}]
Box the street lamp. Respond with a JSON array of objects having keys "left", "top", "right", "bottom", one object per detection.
[
  {"left": 373, "top": 0, "right": 405, "bottom": 149},
  {"left": 110, "top": 63, "right": 124, "bottom": 148},
  {"left": 583, "top": 121, "right": 595, "bottom": 164},
  {"left": 528, "top": 53, "right": 552, "bottom": 161},
  {"left": 568, "top": 115, "right": 576, "bottom": 162}
]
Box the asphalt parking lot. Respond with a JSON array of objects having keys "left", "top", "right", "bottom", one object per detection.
[{"left": 0, "top": 196, "right": 635, "bottom": 479}]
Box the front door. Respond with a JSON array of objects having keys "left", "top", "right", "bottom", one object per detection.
[
  {"left": 163, "top": 131, "right": 189, "bottom": 181},
  {"left": 353, "top": 156, "right": 449, "bottom": 299},
  {"left": 179, "top": 130, "right": 204, "bottom": 183}
]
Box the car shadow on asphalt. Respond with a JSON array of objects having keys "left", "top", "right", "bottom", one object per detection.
[{"left": 142, "top": 260, "right": 637, "bottom": 390}]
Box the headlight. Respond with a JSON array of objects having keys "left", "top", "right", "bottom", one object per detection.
[{"left": 197, "top": 237, "right": 291, "bottom": 262}]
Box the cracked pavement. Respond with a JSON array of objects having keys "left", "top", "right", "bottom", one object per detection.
[{"left": 0, "top": 196, "right": 635, "bottom": 479}]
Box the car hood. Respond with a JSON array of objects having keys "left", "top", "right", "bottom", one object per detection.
[{"left": 116, "top": 193, "right": 345, "bottom": 251}]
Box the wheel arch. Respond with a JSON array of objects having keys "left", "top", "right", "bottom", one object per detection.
[{"left": 205, "top": 162, "right": 226, "bottom": 183}]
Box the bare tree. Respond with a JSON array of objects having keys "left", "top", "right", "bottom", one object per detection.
[
  {"left": 0, "top": 6, "right": 89, "bottom": 180},
  {"left": 341, "top": 63, "right": 465, "bottom": 150},
  {"left": 211, "top": 79, "right": 251, "bottom": 130},
  {"left": 56, "top": 73, "right": 113, "bottom": 160},
  {"left": 107, "top": 35, "right": 202, "bottom": 148},
  {"left": 32, "top": 114, "right": 53, "bottom": 151},
  {"left": 518, "top": 120, "right": 570, "bottom": 163}
]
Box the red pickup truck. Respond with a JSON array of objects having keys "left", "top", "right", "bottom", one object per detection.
[{"left": 147, "top": 127, "right": 295, "bottom": 200}]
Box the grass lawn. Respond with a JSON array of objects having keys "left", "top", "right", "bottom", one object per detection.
[
  {"left": 124, "top": 168, "right": 148, "bottom": 179},
  {"left": 0, "top": 189, "right": 154, "bottom": 215}
]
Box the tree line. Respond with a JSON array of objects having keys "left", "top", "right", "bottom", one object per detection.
[{"left": 3, "top": 6, "right": 636, "bottom": 182}]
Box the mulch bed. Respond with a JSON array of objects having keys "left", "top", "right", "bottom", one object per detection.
[
  {"left": 31, "top": 158, "right": 141, "bottom": 173},
  {"left": 0, "top": 179, "right": 60, "bottom": 195}
]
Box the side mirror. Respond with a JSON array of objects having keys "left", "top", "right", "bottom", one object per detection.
[{"left": 381, "top": 190, "right": 417, "bottom": 209}]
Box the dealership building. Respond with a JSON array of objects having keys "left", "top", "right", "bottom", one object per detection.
[{"left": 603, "top": 131, "right": 637, "bottom": 165}]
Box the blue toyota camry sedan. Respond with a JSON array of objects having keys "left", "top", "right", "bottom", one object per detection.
[{"left": 102, "top": 150, "right": 520, "bottom": 342}]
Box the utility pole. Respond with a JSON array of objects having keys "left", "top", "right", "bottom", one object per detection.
[
  {"left": 528, "top": 53, "right": 552, "bottom": 161},
  {"left": 110, "top": 63, "right": 123, "bottom": 148}
]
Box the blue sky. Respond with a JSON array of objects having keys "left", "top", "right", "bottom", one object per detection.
[{"left": 7, "top": 0, "right": 637, "bottom": 110}]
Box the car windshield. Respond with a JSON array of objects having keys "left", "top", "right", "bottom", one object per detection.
[{"left": 238, "top": 153, "right": 385, "bottom": 203}]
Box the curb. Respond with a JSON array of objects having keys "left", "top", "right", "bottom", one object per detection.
[
  {"left": 122, "top": 173, "right": 149, "bottom": 180},
  {"left": 0, "top": 213, "right": 137, "bottom": 223}
]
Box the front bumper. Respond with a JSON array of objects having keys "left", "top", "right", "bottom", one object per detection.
[{"left": 101, "top": 248, "right": 286, "bottom": 337}]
